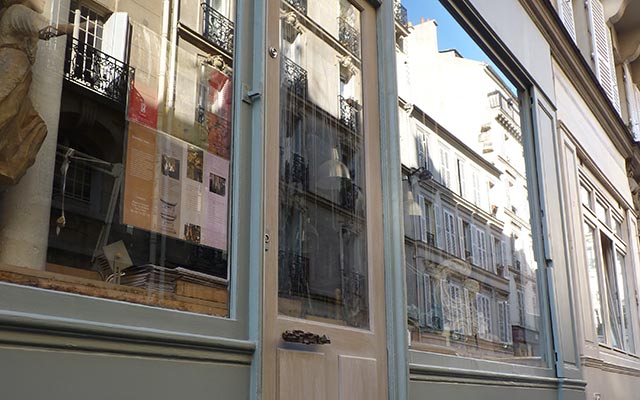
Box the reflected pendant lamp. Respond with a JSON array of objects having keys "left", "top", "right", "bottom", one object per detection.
[{"left": 318, "top": 147, "right": 351, "bottom": 190}]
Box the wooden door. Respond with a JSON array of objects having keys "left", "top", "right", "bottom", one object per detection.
[{"left": 263, "top": 0, "right": 388, "bottom": 399}]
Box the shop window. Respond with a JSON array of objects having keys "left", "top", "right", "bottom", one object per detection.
[
  {"left": 399, "top": 0, "right": 543, "bottom": 365},
  {"left": 0, "top": 1, "right": 237, "bottom": 318}
]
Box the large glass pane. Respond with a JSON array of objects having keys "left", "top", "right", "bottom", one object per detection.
[
  {"left": 398, "top": 0, "right": 543, "bottom": 364},
  {"left": 615, "top": 251, "right": 634, "bottom": 352},
  {"left": 277, "top": 0, "right": 368, "bottom": 328},
  {"left": 0, "top": 0, "right": 236, "bottom": 317},
  {"left": 601, "top": 234, "right": 622, "bottom": 348},
  {"left": 584, "top": 223, "right": 606, "bottom": 343}
]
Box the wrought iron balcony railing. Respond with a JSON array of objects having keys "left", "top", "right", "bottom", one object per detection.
[
  {"left": 338, "top": 95, "right": 360, "bottom": 133},
  {"left": 201, "top": 3, "right": 234, "bottom": 54},
  {"left": 284, "top": 0, "right": 307, "bottom": 14},
  {"left": 338, "top": 17, "right": 360, "bottom": 57},
  {"left": 281, "top": 56, "right": 308, "bottom": 98},
  {"left": 394, "top": 1, "right": 408, "bottom": 28},
  {"left": 279, "top": 250, "right": 310, "bottom": 297},
  {"left": 64, "top": 38, "right": 132, "bottom": 104}
]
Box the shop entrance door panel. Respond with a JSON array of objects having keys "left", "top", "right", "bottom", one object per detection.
[{"left": 264, "top": 0, "right": 387, "bottom": 398}]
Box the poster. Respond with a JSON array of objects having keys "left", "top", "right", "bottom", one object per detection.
[
  {"left": 126, "top": 23, "right": 160, "bottom": 128},
  {"left": 123, "top": 122, "right": 229, "bottom": 250},
  {"left": 201, "top": 66, "right": 232, "bottom": 160},
  {"left": 128, "top": 82, "right": 158, "bottom": 128}
]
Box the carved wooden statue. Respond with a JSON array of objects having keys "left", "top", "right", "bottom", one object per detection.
[{"left": 0, "top": 0, "right": 73, "bottom": 186}]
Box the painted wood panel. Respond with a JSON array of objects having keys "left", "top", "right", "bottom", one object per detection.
[
  {"left": 278, "top": 349, "right": 326, "bottom": 400},
  {"left": 338, "top": 355, "right": 378, "bottom": 400}
]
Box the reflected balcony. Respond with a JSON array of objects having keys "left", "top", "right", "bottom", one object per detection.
[
  {"left": 201, "top": 3, "right": 234, "bottom": 55},
  {"left": 394, "top": 1, "right": 408, "bottom": 28},
  {"left": 338, "top": 17, "right": 360, "bottom": 57},
  {"left": 426, "top": 232, "right": 436, "bottom": 247},
  {"left": 488, "top": 90, "right": 521, "bottom": 140},
  {"left": 64, "top": 37, "right": 132, "bottom": 105},
  {"left": 281, "top": 56, "right": 308, "bottom": 99},
  {"left": 284, "top": 0, "right": 307, "bottom": 15},
  {"left": 338, "top": 95, "right": 360, "bottom": 133}
]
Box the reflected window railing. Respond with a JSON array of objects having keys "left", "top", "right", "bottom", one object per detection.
[
  {"left": 338, "top": 95, "right": 360, "bottom": 133},
  {"left": 282, "top": 56, "right": 308, "bottom": 99},
  {"left": 488, "top": 90, "right": 521, "bottom": 137},
  {"left": 284, "top": 0, "right": 307, "bottom": 15},
  {"left": 64, "top": 37, "right": 132, "bottom": 104},
  {"left": 394, "top": 1, "right": 408, "bottom": 28},
  {"left": 201, "top": 2, "right": 234, "bottom": 55},
  {"left": 338, "top": 16, "right": 360, "bottom": 57}
]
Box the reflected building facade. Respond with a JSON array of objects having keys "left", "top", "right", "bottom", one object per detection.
[{"left": 397, "top": 19, "right": 540, "bottom": 361}]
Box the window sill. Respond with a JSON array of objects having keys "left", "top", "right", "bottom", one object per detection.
[
  {"left": 409, "top": 347, "right": 554, "bottom": 382},
  {"left": 582, "top": 346, "right": 640, "bottom": 375},
  {"left": 0, "top": 267, "right": 244, "bottom": 349},
  {"left": 409, "top": 360, "right": 585, "bottom": 391},
  {"left": 0, "top": 307, "right": 255, "bottom": 364},
  {"left": 0, "top": 263, "right": 228, "bottom": 317}
]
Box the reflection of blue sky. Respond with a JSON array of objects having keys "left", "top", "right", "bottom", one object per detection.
[{"left": 403, "top": 0, "right": 516, "bottom": 94}]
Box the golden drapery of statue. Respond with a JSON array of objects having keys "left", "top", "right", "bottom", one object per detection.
[{"left": 0, "top": 0, "right": 70, "bottom": 186}]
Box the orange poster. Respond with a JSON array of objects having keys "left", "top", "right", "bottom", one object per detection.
[{"left": 123, "top": 123, "right": 156, "bottom": 231}]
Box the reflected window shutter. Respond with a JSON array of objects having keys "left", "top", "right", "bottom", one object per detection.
[
  {"left": 458, "top": 217, "right": 465, "bottom": 259},
  {"left": 419, "top": 195, "right": 427, "bottom": 242},
  {"left": 439, "top": 148, "right": 446, "bottom": 186},
  {"left": 441, "top": 280, "right": 449, "bottom": 330},
  {"left": 422, "top": 274, "right": 431, "bottom": 327},
  {"left": 463, "top": 288, "right": 470, "bottom": 335},
  {"left": 486, "top": 297, "right": 492, "bottom": 335},
  {"left": 472, "top": 170, "right": 480, "bottom": 205},
  {"left": 588, "top": 0, "right": 621, "bottom": 113},
  {"left": 506, "top": 302, "right": 512, "bottom": 342},
  {"left": 444, "top": 211, "right": 455, "bottom": 254},
  {"left": 471, "top": 226, "right": 479, "bottom": 265},
  {"left": 102, "top": 12, "right": 130, "bottom": 62},
  {"left": 416, "top": 133, "right": 425, "bottom": 170},
  {"left": 498, "top": 301, "right": 506, "bottom": 342},
  {"left": 632, "top": 85, "right": 640, "bottom": 140},
  {"left": 559, "top": 0, "right": 577, "bottom": 43},
  {"left": 500, "top": 241, "right": 506, "bottom": 269},
  {"left": 458, "top": 160, "right": 466, "bottom": 198},
  {"left": 434, "top": 203, "right": 443, "bottom": 249},
  {"left": 484, "top": 180, "right": 490, "bottom": 210},
  {"left": 480, "top": 231, "right": 488, "bottom": 269},
  {"left": 490, "top": 234, "right": 497, "bottom": 271}
]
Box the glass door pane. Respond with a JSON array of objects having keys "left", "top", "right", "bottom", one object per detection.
[{"left": 277, "top": 0, "right": 368, "bottom": 328}]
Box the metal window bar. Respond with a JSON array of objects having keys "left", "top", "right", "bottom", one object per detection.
[
  {"left": 338, "top": 16, "right": 360, "bottom": 57},
  {"left": 64, "top": 37, "right": 132, "bottom": 104},
  {"left": 201, "top": 2, "right": 234, "bottom": 55}
]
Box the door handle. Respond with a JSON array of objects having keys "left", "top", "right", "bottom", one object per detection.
[{"left": 282, "top": 329, "right": 331, "bottom": 345}]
